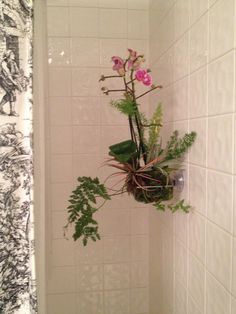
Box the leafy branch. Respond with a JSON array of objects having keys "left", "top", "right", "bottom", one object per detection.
[
  {"left": 65, "top": 177, "right": 110, "bottom": 246},
  {"left": 154, "top": 199, "right": 191, "bottom": 213}
]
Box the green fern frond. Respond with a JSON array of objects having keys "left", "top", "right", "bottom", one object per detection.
[
  {"left": 165, "top": 131, "right": 196, "bottom": 161},
  {"left": 111, "top": 98, "right": 137, "bottom": 116},
  {"left": 147, "top": 103, "right": 163, "bottom": 160}
]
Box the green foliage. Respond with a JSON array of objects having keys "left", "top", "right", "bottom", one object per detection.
[
  {"left": 66, "top": 177, "right": 110, "bottom": 245},
  {"left": 109, "top": 139, "right": 137, "bottom": 163},
  {"left": 147, "top": 103, "right": 163, "bottom": 160},
  {"left": 165, "top": 131, "right": 197, "bottom": 161},
  {"left": 154, "top": 199, "right": 191, "bottom": 213},
  {"left": 111, "top": 98, "right": 137, "bottom": 116}
]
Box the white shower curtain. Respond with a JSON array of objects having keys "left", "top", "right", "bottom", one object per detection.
[{"left": 0, "top": 0, "right": 37, "bottom": 313}]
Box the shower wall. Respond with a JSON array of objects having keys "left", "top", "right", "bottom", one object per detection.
[
  {"left": 149, "top": 0, "right": 236, "bottom": 314},
  {"left": 45, "top": 1, "right": 150, "bottom": 313}
]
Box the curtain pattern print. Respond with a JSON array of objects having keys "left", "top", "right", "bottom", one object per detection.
[{"left": 0, "top": 1, "right": 37, "bottom": 313}]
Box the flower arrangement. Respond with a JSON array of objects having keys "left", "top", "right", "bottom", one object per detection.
[{"left": 65, "top": 49, "right": 196, "bottom": 246}]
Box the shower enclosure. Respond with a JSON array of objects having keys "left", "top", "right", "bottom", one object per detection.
[{"left": 35, "top": 0, "right": 236, "bottom": 314}]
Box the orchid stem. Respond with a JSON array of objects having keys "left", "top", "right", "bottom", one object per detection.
[{"left": 136, "top": 85, "right": 163, "bottom": 100}]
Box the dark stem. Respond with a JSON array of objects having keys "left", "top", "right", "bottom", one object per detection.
[{"left": 136, "top": 85, "right": 163, "bottom": 100}]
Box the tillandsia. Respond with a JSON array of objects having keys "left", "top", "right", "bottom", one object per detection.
[{"left": 65, "top": 48, "right": 197, "bottom": 245}]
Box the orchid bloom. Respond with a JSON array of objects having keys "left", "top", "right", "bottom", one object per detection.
[
  {"left": 135, "top": 69, "right": 152, "bottom": 86},
  {"left": 143, "top": 73, "right": 152, "bottom": 86},
  {"left": 135, "top": 69, "right": 147, "bottom": 81},
  {"left": 111, "top": 56, "right": 125, "bottom": 75}
]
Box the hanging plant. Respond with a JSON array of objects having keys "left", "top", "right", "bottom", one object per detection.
[{"left": 64, "top": 49, "right": 197, "bottom": 246}]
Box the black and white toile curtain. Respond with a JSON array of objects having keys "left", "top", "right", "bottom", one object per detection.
[{"left": 0, "top": 0, "right": 37, "bottom": 313}]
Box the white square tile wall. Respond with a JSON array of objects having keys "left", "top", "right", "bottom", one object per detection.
[
  {"left": 149, "top": 0, "right": 236, "bottom": 313},
  {"left": 46, "top": 0, "right": 236, "bottom": 313},
  {"left": 46, "top": 0, "right": 149, "bottom": 313}
]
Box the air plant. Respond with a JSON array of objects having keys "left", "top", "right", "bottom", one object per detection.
[{"left": 65, "top": 49, "right": 196, "bottom": 245}]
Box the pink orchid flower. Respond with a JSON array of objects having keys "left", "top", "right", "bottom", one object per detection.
[
  {"left": 128, "top": 48, "right": 138, "bottom": 69},
  {"left": 143, "top": 73, "right": 152, "bottom": 86},
  {"left": 135, "top": 69, "right": 152, "bottom": 86},
  {"left": 111, "top": 56, "right": 124, "bottom": 72},
  {"left": 135, "top": 69, "right": 147, "bottom": 81}
]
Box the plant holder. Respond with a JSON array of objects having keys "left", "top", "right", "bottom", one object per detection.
[{"left": 65, "top": 49, "right": 196, "bottom": 246}]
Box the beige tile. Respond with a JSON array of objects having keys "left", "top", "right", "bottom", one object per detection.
[
  {"left": 190, "top": 14, "right": 208, "bottom": 72},
  {"left": 207, "top": 170, "right": 233, "bottom": 232},
  {"left": 47, "top": 266, "right": 76, "bottom": 294},
  {"left": 71, "top": 38, "right": 100, "bottom": 67},
  {"left": 208, "top": 51, "right": 235, "bottom": 115},
  {"left": 207, "top": 115, "right": 233, "bottom": 173},
  {"left": 188, "top": 253, "right": 205, "bottom": 311},
  {"left": 209, "top": 0, "right": 234, "bottom": 60},
  {"left": 72, "top": 126, "right": 101, "bottom": 154},
  {"left": 49, "top": 67, "right": 71, "bottom": 97},
  {"left": 47, "top": 294, "right": 76, "bottom": 314},
  {"left": 189, "top": 211, "right": 206, "bottom": 263},
  {"left": 47, "top": 7, "right": 69, "bottom": 36},
  {"left": 99, "top": 9, "right": 127, "bottom": 38},
  {"left": 206, "top": 222, "right": 232, "bottom": 290},
  {"left": 69, "top": 8, "right": 99, "bottom": 37},
  {"left": 128, "top": 10, "right": 149, "bottom": 39},
  {"left": 206, "top": 272, "right": 231, "bottom": 314}
]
